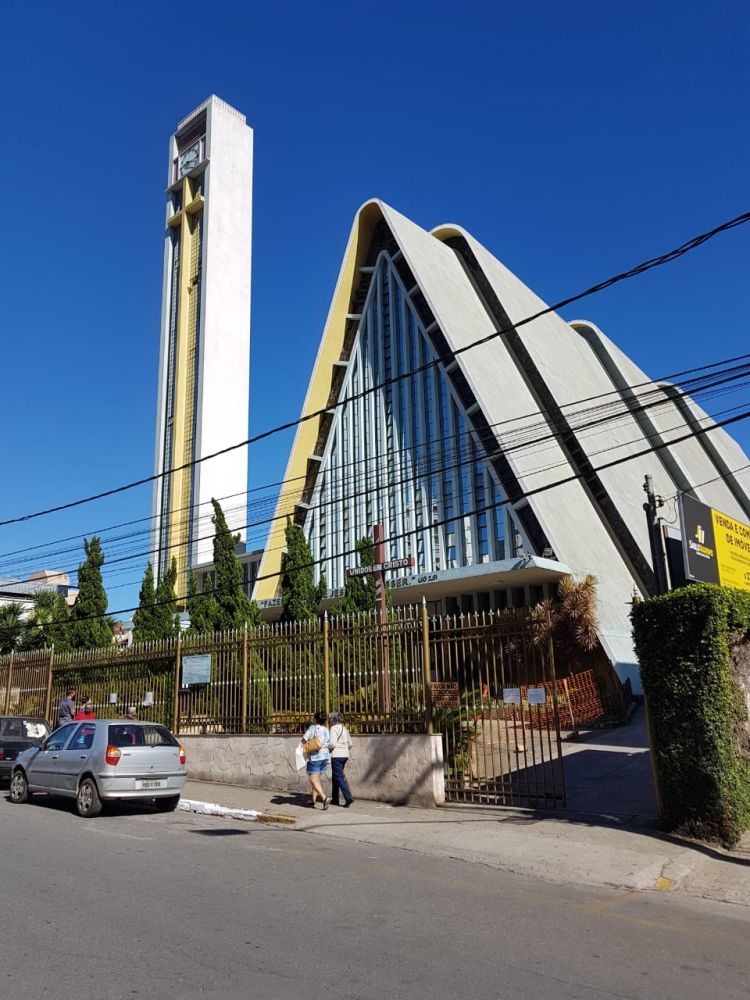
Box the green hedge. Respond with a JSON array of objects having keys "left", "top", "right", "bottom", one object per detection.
[{"left": 631, "top": 584, "right": 750, "bottom": 847}]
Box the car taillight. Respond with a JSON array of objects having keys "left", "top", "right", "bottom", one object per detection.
[
  {"left": 178, "top": 745, "right": 186, "bottom": 765},
  {"left": 105, "top": 745, "right": 121, "bottom": 766},
  {"left": 0, "top": 750, "right": 5, "bottom": 761}
]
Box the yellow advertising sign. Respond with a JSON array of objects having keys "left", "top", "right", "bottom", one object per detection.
[{"left": 711, "top": 509, "right": 750, "bottom": 593}]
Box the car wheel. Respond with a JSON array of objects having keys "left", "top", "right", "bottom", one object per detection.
[
  {"left": 76, "top": 777, "right": 103, "bottom": 818},
  {"left": 9, "top": 770, "right": 30, "bottom": 804},
  {"left": 155, "top": 795, "right": 180, "bottom": 813}
]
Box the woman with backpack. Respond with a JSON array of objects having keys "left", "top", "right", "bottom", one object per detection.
[{"left": 301, "top": 710, "right": 330, "bottom": 809}]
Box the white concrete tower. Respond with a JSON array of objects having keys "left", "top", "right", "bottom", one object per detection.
[{"left": 152, "top": 96, "right": 253, "bottom": 593}]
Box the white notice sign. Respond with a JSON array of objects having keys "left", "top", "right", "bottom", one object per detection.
[
  {"left": 526, "top": 687, "right": 547, "bottom": 705},
  {"left": 502, "top": 687, "right": 521, "bottom": 705}
]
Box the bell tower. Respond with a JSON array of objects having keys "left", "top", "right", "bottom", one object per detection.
[{"left": 152, "top": 96, "right": 253, "bottom": 594}]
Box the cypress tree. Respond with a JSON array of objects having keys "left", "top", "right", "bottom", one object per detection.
[
  {"left": 134, "top": 559, "right": 180, "bottom": 641},
  {"left": 132, "top": 562, "right": 158, "bottom": 642},
  {"left": 47, "top": 593, "right": 73, "bottom": 652},
  {"left": 153, "top": 558, "right": 181, "bottom": 638},
  {"left": 281, "top": 519, "right": 321, "bottom": 621},
  {"left": 185, "top": 570, "right": 220, "bottom": 635},
  {"left": 340, "top": 536, "right": 377, "bottom": 613},
  {"left": 210, "top": 499, "right": 261, "bottom": 630},
  {"left": 69, "top": 536, "right": 113, "bottom": 649}
]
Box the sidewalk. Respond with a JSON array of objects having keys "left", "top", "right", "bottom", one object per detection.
[{"left": 183, "top": 776, "right": 750, "bottom": 910}]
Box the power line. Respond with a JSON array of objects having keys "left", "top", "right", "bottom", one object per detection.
[
  {"left": 20, "top": 404, "right": 750, "bottom": 633},
  {"left": 153, "top": 386, "right": 750, "bottom": 567},
  {"left": 4, "top": 352, "right": 750, "bottom": 575},
  {"left": 2, "top": 208, "right": 749, "bottom": 530},
  {"left": 96, "top": 397, "right": 750, "bottom": 594},
  {"left": 7, "top": 345, "right": 748, "bottom": 568},
  {"left": 10, "top": 364, "right": 750, "bottom": 583},
  {"left": 6, "top": 371, "right": 749, "bottom": 586}
]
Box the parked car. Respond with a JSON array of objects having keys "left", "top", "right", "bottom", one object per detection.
[
  {"left": 9, "top": 719, "right": 187, "bottom": 818},
  {"left": 0, "top": 716, "right": 51, "bottom": 781}
]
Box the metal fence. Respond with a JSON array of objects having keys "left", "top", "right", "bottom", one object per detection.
[
  {"left": 0, "top": 611, "right": 431, "bottom": 735},
  {"left": 428, "top": 609, "right": 566, "bottom": 807},
  {"left": 0, "top": 606, "right": 629, "bottom": 808},
  {"left": 0, "top": 648, "right": 53, "bottom": 719}
]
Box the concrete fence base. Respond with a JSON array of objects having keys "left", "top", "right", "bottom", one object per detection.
[{"left": 182, "top": 733, "right": 445, "bottom": 808}]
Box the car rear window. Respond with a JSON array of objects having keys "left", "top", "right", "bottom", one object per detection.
[
  {"left": 108, "top": 724, "right": 179, "bottom": 748},
  {"left": 0, "top": 719, "right": 50, "bottom": 739}
]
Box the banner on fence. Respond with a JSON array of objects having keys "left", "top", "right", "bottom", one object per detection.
[
  {"left": 526, "top": 687, "right": 547, "bottom": 705},
  {"left": 182, "top": 654, "right": 212, "bottom": 687},
  {"left": 430, "top": 681, "right": 460, "bottom": 709}
]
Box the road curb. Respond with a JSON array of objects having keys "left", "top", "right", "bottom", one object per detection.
[{"left": 178, "top": 798, "right": 296, "bottom": 825}]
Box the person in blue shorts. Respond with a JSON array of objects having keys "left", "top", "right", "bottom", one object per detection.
[{"left": 302, "top": 710, "right": 330, "bottom": 809}]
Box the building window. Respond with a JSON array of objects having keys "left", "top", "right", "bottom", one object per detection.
[{"left": 304, "top": 250, "right": 526, "bottom": 594}]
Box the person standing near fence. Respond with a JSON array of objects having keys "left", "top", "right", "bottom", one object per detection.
[
  {"left": 74, "top": 696, "right": 96, "bottom": 721},
  {"left": 57, "top": 688, "right": 76, "bottom": 728},
  {"left": 328, "top": 712, "right": 354, "bottom": 807},
  {"left": 301, "top": 710, "right": 330, "bottom": 809}
]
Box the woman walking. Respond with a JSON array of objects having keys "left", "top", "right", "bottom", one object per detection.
[
  {"left": 328, "top": 712, "right": 354, "bottom": 807},
  {"left": 301, "top": 710, "right": 330, "bottom": 809}
]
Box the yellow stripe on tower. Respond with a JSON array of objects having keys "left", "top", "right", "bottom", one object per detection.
[{"left": 166, "top": 177, "right": 204, "bottom": 600}]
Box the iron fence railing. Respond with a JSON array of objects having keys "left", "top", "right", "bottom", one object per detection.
[{"left": 0, "top": 607, "right": 622, "bottom": 749}]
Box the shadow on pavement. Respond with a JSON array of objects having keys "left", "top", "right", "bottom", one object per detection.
[
  {"left": 4, "top": 792, "right": 170, "bottom": 819},
  {"left": 190, "top": 828, "right": 251, "bottom": 837},
  {"left": 270, "top": 792, "right": 314, "bottom": 808}
]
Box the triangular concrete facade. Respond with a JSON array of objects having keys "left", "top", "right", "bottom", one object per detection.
[{"left": 255, "top": 200, "right": 750, "bottom": 692}]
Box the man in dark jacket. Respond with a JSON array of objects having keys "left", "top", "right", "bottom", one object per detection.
[{"left": 57, "top": 688, "right": 76, "bottom": 728}]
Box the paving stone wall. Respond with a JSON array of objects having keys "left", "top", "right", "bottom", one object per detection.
[{"left": 182, "top": 733, "right": 445, "bottom": 807}]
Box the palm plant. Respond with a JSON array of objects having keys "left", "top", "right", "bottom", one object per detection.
[
  {"left": 21, "top": 589, "right": 71, "bottom": 651},
  {"left": 0, "top": 602, "right": 26, "bottom": 654},
  {"left": 530, "top": 574, "right": 599, "bottom": 667}
]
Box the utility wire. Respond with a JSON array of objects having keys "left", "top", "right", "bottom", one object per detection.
[
  {"left": 18, "top": 404, "right": 750, "bottom": 633},
  {"left": 84, "top": 399, "right": 750, "bottom": 599},
  {"left": 2, "top": 209, "right": 749, "bottom": 530},
  {"left": 3, "top": 354, "right": 750, "bottom": 573},
  {"left": 7, "top": 347, "right": 749, "bottom": 566},
  {"left": 11, "top": 371, "right": 750, "bottom": 583},
  {"left": 7, "top": 374, "right": 749, "bottom": 585}
]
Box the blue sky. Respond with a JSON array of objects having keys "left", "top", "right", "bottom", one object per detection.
[{"left": 1, "top": 1, "right": 749, "bottom": 614}]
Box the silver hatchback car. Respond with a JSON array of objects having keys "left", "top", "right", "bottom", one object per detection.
[{"left": 9, "top": 719, "right": 187, "bottom": 818}]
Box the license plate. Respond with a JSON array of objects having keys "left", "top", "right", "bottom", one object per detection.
[{"left": 136, "top": 779, "right": 166, "bottom": 790}]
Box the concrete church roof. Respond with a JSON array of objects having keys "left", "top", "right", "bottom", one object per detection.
[{"left": 254, "top": 199, "right": 750, "bottom": 688}]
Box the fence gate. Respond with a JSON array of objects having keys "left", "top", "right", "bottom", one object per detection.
[{"left": 430, "top": 610, "right": 565, "bottom": 808}]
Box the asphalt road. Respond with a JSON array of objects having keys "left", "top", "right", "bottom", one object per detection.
[{"left": 2, "top": 793, "right": 749, "bottom": 1000}]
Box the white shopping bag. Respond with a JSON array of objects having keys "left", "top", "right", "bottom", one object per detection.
[{"left": 294, "top": 744, "right": 306, "bottom": 771}]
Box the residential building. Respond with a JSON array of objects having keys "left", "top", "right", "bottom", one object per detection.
[
  {"left": 112, "top": 619, "right": 134, "bottom": 647},
  {"left": 0, "top": 570, "right": 78, "bottom": 613}
]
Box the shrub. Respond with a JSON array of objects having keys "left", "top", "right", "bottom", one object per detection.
[{"left": 631, "top": 584, "right": 750, "bottom": 847}]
